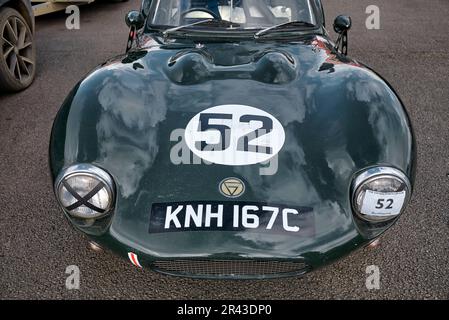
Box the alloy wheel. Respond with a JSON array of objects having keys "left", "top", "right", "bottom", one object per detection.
[{"left": 1, "top": 14, "right": 34, "bottom": 84}]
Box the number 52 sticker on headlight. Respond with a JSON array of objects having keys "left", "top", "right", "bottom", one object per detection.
[{"left": 361, "top": 190, "right": 406, "bottom": 216}]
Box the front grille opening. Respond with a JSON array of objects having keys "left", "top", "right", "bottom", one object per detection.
[{"left": 152, "top": 260, "right": 309, "bottom": 278}]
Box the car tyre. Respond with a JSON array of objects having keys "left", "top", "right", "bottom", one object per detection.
[{"left": 0, "top": 7, "right": 36, "bottom": 92}]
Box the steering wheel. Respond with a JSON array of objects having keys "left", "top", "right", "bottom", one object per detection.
[{"left": 180, "top": 8, "right": 221, "bottom": 21}]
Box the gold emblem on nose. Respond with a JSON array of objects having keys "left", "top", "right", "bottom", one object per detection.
[{"left": 219, "top": 178, "right": 245, "bottom": 198}]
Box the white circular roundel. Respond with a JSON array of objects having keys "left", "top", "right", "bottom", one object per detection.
[{"left": 184, "top": 105, "right": 285, "bottom": 166}]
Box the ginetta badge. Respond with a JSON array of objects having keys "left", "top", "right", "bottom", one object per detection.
[{"left": 219, "top": 177, "right": 245, "bottom": 198}]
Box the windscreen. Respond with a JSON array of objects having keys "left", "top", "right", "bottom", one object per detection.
[{"left": 150, "top": 0, "right": 316, "bottom": 29}]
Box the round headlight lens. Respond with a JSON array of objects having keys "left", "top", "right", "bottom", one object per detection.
[
  {"left": 352, "top": 167, "right": 411, "bottom": 222},
  {"left": 55, "top": 164, "right": 115, "bottom": 219}
]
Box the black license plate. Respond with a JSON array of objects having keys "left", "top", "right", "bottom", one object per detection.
[{"left": 149, "top": 201, "right": 314, "bottom": 236}]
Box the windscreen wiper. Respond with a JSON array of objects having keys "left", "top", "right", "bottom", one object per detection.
[
  {"left": 254, "top": 21, "right": 316, "bottom": 38},
  {"left": 163, "top": 19, "right": 240, "bottom": 39}
]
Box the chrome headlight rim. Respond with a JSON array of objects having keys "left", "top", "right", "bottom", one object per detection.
[
  {"left": 351, "top": 166, "right": 411, "bottom": 223},
  {"left": 54, "top": 164, "right": 116, "bottom": 219}
]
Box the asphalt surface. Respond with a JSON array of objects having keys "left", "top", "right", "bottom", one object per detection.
[{"left": 0, "top": 0, "right": 448, "bottom": 300}]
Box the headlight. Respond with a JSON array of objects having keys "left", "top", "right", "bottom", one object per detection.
[
  {"left": 55, "top": 164, "right": 115, "bottom": 219},
  {"left": 352, "top": 167, "right": 411, "bottom": 222}
]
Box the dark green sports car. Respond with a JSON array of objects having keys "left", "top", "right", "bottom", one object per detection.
[{"left": 50, "top": 0, "right": 415, "bottom": 279}]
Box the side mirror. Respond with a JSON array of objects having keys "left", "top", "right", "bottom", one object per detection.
[
  {"left": 333, "top": 15, "right": 351, "bottom": 55},
  {"left": 333, "top": 15, "right": 352, "bottom": 34},
  {"left": 125, "top": 11, "right": 144, "bottom": 53},
  {"left": 125, "top": 11, "right": 145, "bottom": 29}
]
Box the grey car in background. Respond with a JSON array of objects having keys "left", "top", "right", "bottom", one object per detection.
[{"left": 0, "top": 0, "right": 35, "bottom": 92}]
